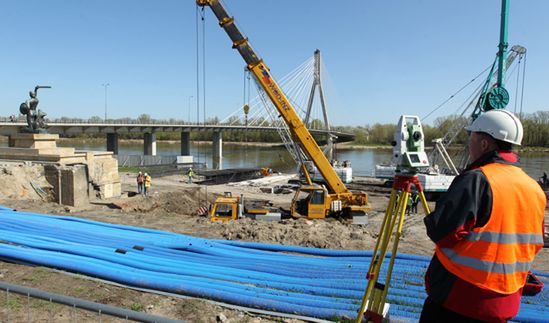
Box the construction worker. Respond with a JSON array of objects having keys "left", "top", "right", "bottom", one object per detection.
[
  {"left": 143, "top": 173, "right": 151, "bottom": 197},
  {"left": 187, "top": 167, "right": 194, "bottom": 184},
  {"left": 421, "top": 110, "right": 546, "bottom": 322},
  {"left": 406, "top": 194, "right": 413, "bottom": 215},
  {"left": 136, "top": 171, "right": 144, "bottom": 195},
  {"left": 411, "top": 192, "right": 419, "bottom": 214}
]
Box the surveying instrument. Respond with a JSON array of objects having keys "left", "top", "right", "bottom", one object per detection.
[{"left": 356, "top": 115, "right": 432, "bottom": 323}]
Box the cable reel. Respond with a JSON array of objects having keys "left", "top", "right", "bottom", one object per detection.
[{"left": 485, "top": 86, "right": 509, "bottom": 110}]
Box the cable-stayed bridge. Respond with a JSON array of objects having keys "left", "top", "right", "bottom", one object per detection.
[{"left": 0, "top": 51, "right": 349, "bottom": 169}]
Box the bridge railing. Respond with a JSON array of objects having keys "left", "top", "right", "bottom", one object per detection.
[
  {"left": 0, "top": 116, "right": 354, "bottom": 140},
  {"left": 0, "top": 116, "right": 257, "bottom": 126}
]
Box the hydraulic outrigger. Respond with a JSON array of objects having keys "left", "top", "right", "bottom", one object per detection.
[{"left": 198, "top": 0, "right": 369, "bottom": 219}]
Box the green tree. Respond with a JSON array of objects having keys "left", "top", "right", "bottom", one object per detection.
[
  {"left": 137, "top": 114, "right": 151, "bottom": 123},
  {"left": 89, "top": 115, "right": 102, "bottom": 123}
]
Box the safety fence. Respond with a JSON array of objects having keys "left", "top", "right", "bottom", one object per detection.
[
  {"left": 117, "top": 155, "right": 179, "bottom": 167},
  {"left": 0, "top": 281, "right": 183, "bottom": 323},
  {"left": 116, "top": 155, "right": 207, "bottom": 178}
]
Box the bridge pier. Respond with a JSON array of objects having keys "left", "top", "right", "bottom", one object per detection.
[
  {"left": 106, "top": 133, "right": 119, "bottom": 155},
  {"left": 144, "top": 133, "right": 157, "bottom": 156},
  {"left": 212, "top": 131, "right": 222, "bottom": 170},
  {"left": 180, "top": 131, "right": 191, "bottom": 156}
]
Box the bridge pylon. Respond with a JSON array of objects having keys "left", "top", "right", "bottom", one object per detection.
[{"left": 304, "top": 49, "right": 334, "bottom": 161}]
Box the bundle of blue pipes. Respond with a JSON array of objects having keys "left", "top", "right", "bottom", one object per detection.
[{"left": 0, "top": 205, "right": 547, "bottom": 322}]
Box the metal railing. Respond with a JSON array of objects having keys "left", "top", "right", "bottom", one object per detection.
[
  {"left": 0, "top": 116, "right": 252, "bottom": 126},
  {"left": 117, "top": 155, "right": 179, "bottom": 167}
]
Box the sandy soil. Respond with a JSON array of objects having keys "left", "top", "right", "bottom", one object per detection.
[{"left": 0, "top": 167, "right": 547, "bottom": 322}]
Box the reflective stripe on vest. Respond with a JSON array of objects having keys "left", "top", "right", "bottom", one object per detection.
[
  {"left": 466, "top": 231, "right": 544, "bottom": 245},
  {"left": 435, "top": 163, "right": 545, "bottom": 294}
]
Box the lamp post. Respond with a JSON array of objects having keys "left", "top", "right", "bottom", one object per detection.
[
  {"left": 102, "top": 83, "right": 110, "bottom": 121},
  {"left": 187, "top": 96, "right": 193, "bottom": 124}
]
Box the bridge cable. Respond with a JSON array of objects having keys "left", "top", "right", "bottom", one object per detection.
[{"left": 221, "top": 56, "right": 314, "bottom": 125}]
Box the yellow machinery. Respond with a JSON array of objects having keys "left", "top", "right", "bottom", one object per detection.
[
  {"left": 210, "top": 192, "right": 280, "bottom": 222},
  {"left": 210, "top": 192, "right": 240, "bottom": 221},
  {"left": 198, "top": 0, "right": 369, "bottom": 219}
]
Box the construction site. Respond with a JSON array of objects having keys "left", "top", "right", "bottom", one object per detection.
[{"left": 1, "top": 0, "right": 549, "bottom": 322}]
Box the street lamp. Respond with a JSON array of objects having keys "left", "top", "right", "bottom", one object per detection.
[
  {"left": 102, "top": 83, "right": 110, "bottom": 121},
  {"left": 187, "top": 96, "right": 193, "bottom": 124}
]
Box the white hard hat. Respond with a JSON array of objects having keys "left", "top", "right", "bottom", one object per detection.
[
  {"left": 144, "top": 173, "right": 148, "bottom": 176},
  {"left": 465, "top": 109, "right": 523, "bottom": 145}
]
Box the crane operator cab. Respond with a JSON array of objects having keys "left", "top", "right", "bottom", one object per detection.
[{"left": 291, "top": 185, "right": 329, "bottom": 219}]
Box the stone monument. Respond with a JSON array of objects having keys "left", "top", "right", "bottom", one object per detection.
[{"left": 0, "top": 86, "right": 121, "bottom": 206}]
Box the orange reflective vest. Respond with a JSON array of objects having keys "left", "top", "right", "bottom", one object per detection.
[{"left": 436, "top": 163, "right": 546, "bottom": 294}]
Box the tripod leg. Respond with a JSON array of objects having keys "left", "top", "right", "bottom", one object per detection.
[
  {"left": 356, "top": 189, "right": 399, "bottom": 323},
  {"left": 376, "top": 190, "right": 409, "bottom": 314},
  {"left": 367, "top": 189, "right": 405, "bottom": 311},
  {"left": 357, "top": 190, "right": 409, "bottom": 322},
  {"left": 418, "top": 190, "right": 431, "bottom": 215}
]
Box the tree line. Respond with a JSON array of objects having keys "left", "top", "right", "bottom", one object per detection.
[
  {"left": 56, "top": 111, "right": 549, "bottom": 148},
  {"left": 337, "top": 111, "right": 549, "bottom": 148}
]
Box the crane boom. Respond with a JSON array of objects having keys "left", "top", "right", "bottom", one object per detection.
[{"left": 197, "top": 0, "right": 348, "bottom": 195}]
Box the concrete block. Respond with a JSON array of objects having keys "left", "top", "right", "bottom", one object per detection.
[
  {"left": 176, "top": 155, "right": 193, "bottom": 164},
  {"left": 242, "top": 213, "right": 282, "bottom": 221},
  {"left": 10, "top": 134, "right": 59, "bottom": 149},
  {"left": 97, "top": 182, "right": 121, "bottom": 199},
  {"left": 44, "top": 165, "right": 61, "bottom": 203},
  {"left": 60, "top": 166, "right": 89, "bottom": 207}
]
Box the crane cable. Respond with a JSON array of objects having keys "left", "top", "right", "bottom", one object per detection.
[
  {"left": 422, "top": 65, "right": 492, "bottom": 121},
  {"left": 519, "top": 53, "right": 527, "bottom": 120},
  {"left": 242, "top": 68, "right": 251, "bottom": 144},
  {"left": 195, "top": 5, "right": 207, "bottom": 165},
  {"left": 513, "top": 54, "right": 523, "bottom": 115}
]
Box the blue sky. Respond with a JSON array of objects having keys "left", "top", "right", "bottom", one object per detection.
[{"left": 0, "top": 0, "right": 547, "bottom": 126}]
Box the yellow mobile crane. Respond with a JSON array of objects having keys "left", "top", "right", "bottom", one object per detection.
[{"left": 199, "top": 0, "right": 369, "bottom": 220}]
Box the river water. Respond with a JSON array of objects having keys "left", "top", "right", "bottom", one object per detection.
[{"left": 54, "top": 140, "right": 549, "bottom": 180}]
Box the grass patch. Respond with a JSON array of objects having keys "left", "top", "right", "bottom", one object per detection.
[
  {"left": 130, "top": 303, "right": 144, "bottom": 312},
  {"left": 6, "top": 297, "right": 22, "bottom": 310},
  {"left": 24, "top": 267, "right": 50, "bottom": 283},
  {"left": 119, "top": 166, "right": 141, "bottom": 173}
]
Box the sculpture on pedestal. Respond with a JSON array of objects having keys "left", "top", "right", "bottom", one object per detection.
[{"left": 19, "top": 85, "right": 51, "bottom": 133}]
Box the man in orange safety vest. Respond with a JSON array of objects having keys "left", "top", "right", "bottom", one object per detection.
[{"left": 421, "top": 110, "right": 546, "bottom": 322}]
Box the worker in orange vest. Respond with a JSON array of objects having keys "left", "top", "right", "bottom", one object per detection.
[{"left": 421, "top": 110, "right": 546, "bottom": 322}]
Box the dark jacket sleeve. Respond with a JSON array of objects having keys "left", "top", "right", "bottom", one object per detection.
[{"left": 424, "top": 169, "right": 492, "bottom": 247}]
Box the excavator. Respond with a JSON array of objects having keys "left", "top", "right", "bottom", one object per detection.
[{"left": 198, "top": 0, "right": 370, "bottom": 220}]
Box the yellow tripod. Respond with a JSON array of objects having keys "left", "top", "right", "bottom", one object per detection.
[{"left": 355, "top": 174, "right": 431, "bottom": 323}]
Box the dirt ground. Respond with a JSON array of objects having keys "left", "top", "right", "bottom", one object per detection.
[{"left": 0, "top": 166, "right": 548, "bottom": 322}]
